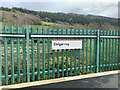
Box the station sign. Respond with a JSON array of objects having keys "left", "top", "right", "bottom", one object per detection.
[{"left": 52, "top": 40, "right": 82, "bottom": 50}]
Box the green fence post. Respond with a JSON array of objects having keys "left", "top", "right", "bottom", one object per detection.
[
  {"left": 47, "top": 28, "right": 50, "bottom": 79},
  {"left": 57, "top": 28, "right": 60, "bottom": 78},
  {"left": 17, "top": 26, "right": 20, "bottom": 83},
  {"left": 117, "top": 31, "right": 119, "bottom": 69},
  {"left": 74, "top": 29, "right": 77, "bottom": 76},
  {"left": 31, "top": 27, "right": 35, "bottom": 81},
  {"left": 106, "top": 31, "right": 109, "bottom": 70},
  {"left": 51, "top": 28, "right": 55, "bottom": 79},
  {"left": 101, "top": 31, "right": 104, "bottom": 71},
  {"left": 70, "top": 29, "right": 73, "bottom": 76},
  {"left": 118, "top": 31, "right": 120, "bottom": 69},
  {"left": 82, "top": 30, "right": 85, "bottom": 74},
  {"left": 23, "top": 27, "right": 26, "bottom": 82},
  {"left": 113, "top": 31, "right": 116, "bottom": 70},
  {"left": 78, "top": 29, "right": 81, "bottom": 75},
  {"left": 0, "top": 26, "right": 2, "bottom": 86},
  {"left": 108, "top": 31, "right": 111, "bottom": 70},
  {"left": 114, "top": 31, "right": 117, "bottom": 69},
  {"left": 37, "top": 28, "right": 40, "bottom": 80},
  {"left": 61, "top": 29, "right": 64, "bottom": 77},
  {"left": 11, "top": 26, "right": 15, "bottom": 84},
  {"left": 4, "top": 26, "right": 8, "bottom": 85},
  {"left": 42, "top": 28, "right": 45, "bottom": 79},
  {"left": 90, "top": 30, "right": 93, "bottom": 73},
  {"left": 94, "top": 30, "right": 97, "bottom": 72},
  {"left": 66, "top": 29, "right": 68, "bottom": 77},
  {"left": 86, "top": 30, "right": 88, "bottom": 74},
  {"left": 96, "top": 30, "right": 100, "bottom": 73},
  {"left": 26, "top": 27, "right": 30, "bottom": 82}
]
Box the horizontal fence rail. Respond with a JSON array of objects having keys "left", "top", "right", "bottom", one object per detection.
[
  {"left": 100, "top": 36, "right": 120, "bottom": 38},
  {"left": 30, "top": 35, "right": 97, "bottom": 38},
  {"left": 0, "top": 26, "right": 120, "bottom": 86},
  {"left": 0, "top": 34, "right": 25, "bottom": 37},
  {"left": 0, "top": 34, "right": 120, "bottom": 38}
]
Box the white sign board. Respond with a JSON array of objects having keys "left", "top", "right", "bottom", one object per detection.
[{"left": 52, "top": 40, "right": 82, "bottom": 50}]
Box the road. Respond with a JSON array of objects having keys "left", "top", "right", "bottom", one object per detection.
[{"left": 10, "top": 74, "right": 119, "bottom": 89}]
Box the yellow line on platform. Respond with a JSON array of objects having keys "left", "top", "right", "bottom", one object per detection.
[{"left": 0, "top": 70, "right": 119, "bottom": 89}]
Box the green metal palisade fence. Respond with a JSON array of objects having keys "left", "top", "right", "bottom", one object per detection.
[{"left": 0, "top": 26, "right": 119, "bottom": 86}]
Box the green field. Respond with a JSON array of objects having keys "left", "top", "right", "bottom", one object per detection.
[{"left": 41, "top": 21, "right": 58, "bottom": 25}]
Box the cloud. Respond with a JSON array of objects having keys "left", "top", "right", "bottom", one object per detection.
[
  {"left": 1, "top": 1, "right": 118, "bottom": 18},
  {"left": 1, "top": 0, "right": 119, "bottom": 2},
  {"left": 97, "top": 3, "right": 118, "bottom": 18},
  {"left": 1, "top": 2, "right": 22, "bottom": 8}
]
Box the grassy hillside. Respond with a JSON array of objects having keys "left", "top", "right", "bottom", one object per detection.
[
  {"left": 1, "top": 10, "right": 40, "bottom": 26},
  {"left": 0, "top": 7, "right": 119, "bottom": 30}
]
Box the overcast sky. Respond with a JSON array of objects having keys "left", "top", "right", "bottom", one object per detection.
[{"left": 1, "top": 0, "right": 119, "bottom": 18}]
